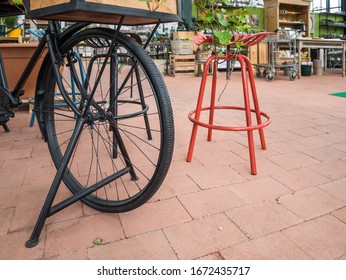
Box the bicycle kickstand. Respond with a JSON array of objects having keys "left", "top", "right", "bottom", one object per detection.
[{"left": 2, "top": 124, "right": 10, "bottom": 132}]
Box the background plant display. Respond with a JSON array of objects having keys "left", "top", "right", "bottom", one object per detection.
[{"left": 0, "top": 15, "right": 18, "bottom": 29}]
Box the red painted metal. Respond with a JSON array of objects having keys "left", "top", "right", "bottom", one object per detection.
[{"left": 187, "top": 33, "right": 272, "bottom": 175}]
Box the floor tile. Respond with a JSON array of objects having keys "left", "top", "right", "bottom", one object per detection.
[
  {"left": 332, "top": 207, "right": 346, "bottom": 224},
  {"left": 279, "top": 187, "right": 344, "bottom": 220},
  {"left": 0, "top": 147, "right": 33, "bottom": 161},
  {"left": 187, "top": 165, "right": 245, "bottom": 190},
  {"left": 178, "top": 186, "right": 246, "bottom": 218},
  {"left": 119, "top": 198, "right": 191, "bottom": 237},
  {"left": 319, "top": 178, "right": 346, "bottom": 202},
  {"left": 220, "top": 232, "right": 311, "bottom": 260},
  {"left": 269, "top": 140, "right": 309, "bottom": 154},
  {"left": 271, "top": 167, "right": 330, "bottom": 191},
  {"left": 44, "top": 213, "right": 124, "bottom": 258},
  {"left": 302, "top": 146, "right": 346, "bottom": 162},
  {"left": 231, "top": 158, "right": 285, "bottom": 179},
  {"left": 49, "top": 248, "right": 89, "bottom": 260},
  {"left": 9, "top": 183, "right": 84, "bottom": 232},
  {"left": 0, "top": 169, "right": 25, "bottom": 187},
  {"left": 88, "top": 230, "right": 177, "bottom": 260},
  {"left": 164, "top": 213, "right": 247, "bottom": 259},
  {"left": 309, "top": 159, "right": 346, "bottom": 180},
  {"left": 196, "top": 253, "right": 224, "bottom": 260},
  {"left": 0, "top": 229, "right": 45, "bottom": 260},
  {"left": 0, "top": 207, "right": 15, "bottom": 235},
  {"left": 282, "top": 215, "right": 346, "bottom": 259},
  {"left": 225, "top": 201, "right": 303, "bottom": 239},
  {"left": 269, "top": 152, "right": 320, "bottom": 170},
  {"left": 154, "top": 173, "right": 200, "bottom": 201},
  {"left": 228, "top": 176, "right": 291, "bottom": 203},
  {"left": 22, "top": 165, "right": 57, "bottom": 186}
]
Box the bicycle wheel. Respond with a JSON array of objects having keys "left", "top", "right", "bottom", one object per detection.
[{"left": 41, "top": 28, "right": 174, "bottom": 212}]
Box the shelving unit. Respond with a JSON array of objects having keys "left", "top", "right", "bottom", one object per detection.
[
  {"left": 319, "top": 12, "right": 346, "bottom": 39},
  {"left": 23, "top": 19, "right": 48, "bottom": 31},
  {"left": 264, "top": 0, "right": 310, "bottom": 37}
]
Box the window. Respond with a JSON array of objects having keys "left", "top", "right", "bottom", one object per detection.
[{"left": 311, "top": 0, "right": 343, "bottom": 13}]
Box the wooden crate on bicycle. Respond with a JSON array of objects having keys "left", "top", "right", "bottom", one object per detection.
[{"left": 24, "top": 0, "right": 181, "bottom": 25}]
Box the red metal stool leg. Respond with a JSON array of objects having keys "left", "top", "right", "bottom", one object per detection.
[
  {"left": 187, "top": 55, "right": 217, "bottom": 162},
  {"left": 244, "top": 55, "right": 267, "bottom": 150},
  {"left": 207, "top": 59, "right": 219, "bottom": 142},
  {"left": 237, "top": 54, "right": 257, "bottom": 175}
]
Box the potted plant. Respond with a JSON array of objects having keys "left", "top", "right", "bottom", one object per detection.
[{"left": 1, "top": 16, "right": 21, "bottom": 37}]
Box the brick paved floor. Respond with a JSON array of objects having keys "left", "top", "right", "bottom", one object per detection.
[{"left": 0, "top": 69, "right": 345, "bottom": 260}]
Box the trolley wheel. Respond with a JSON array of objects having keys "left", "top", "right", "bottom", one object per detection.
[
  {"left": 255, "top": 69, "right": 262, "bottom": 78},
  {"left": 289, "top": 71, "right": 297, "bottom": 81},
  {"left": 265, "top": 72, "right": 274, "bottom": 82}
]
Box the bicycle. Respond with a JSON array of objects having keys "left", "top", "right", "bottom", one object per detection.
[{"left": 0, "top": 2, "right": 175, "bottom": 248}]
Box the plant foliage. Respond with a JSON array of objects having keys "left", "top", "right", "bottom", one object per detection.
[{"left": 193, "top": 0, "right": 250, "bottom": 47}]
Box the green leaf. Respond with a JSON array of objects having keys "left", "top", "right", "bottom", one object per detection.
[
  {"left": 205, "top": 12, "right": 215, "bottom": 23},
  {"left": 222, "top": 0, "right": 233, "bottom": 6},
  {"left": 93, "top": 237, "right": 103, "bottom": 245},
  {"left": 214, "top": 31, "right": 233, "bottom": 45},
  {"left": 216, "top": 13, "right": 229, "bottom": 27}
]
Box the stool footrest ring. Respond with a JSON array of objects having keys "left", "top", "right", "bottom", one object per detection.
[{"left": 188, "top": 106, "right": 271, "bottom": 132}]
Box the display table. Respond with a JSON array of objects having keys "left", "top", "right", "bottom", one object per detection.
[
  {"left": 0, "top": 43, "right": 46, "bottom": 99},
  {"left": 296, "top": 38, "right": 346, "bottom": 78}
]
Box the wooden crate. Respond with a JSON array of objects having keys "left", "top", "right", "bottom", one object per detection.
[
  {"left": 173, "top": 31, "right": 201, "bottom": 51},
  {"left": 169, "top": 54, "right": 195, "bottom": 77},
  {"left": 247, "top": 42, "right": 269, "bottom": 65},
  {"left": 24, "top": 0, "right": 181, "bottom": 25},
  {"left": 195, "top": 51, "right": 213, "bottom": 76}
]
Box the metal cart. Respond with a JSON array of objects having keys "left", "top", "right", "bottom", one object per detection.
[{"left": 253, "top": 29, "right": 300, "bottom": 81}]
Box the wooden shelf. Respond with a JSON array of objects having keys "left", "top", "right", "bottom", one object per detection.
[
  {"left": 279, "top": 21, "right": 306, "bottom": 24},
  {"left": 264, "top": 0, "right": 310, "bottom": 36}
]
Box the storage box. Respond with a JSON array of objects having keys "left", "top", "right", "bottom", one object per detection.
[
  {"left": 0, "top": 43, "right": 46, "bottom": 99},
  {"left": 23, "top": 0, "right": 181, "bottom": 25}
]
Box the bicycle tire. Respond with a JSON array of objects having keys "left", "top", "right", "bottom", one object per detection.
[{"left": 40, "top": 28, "right": 174, "bottom": 212}]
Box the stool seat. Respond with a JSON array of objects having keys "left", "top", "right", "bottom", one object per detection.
[
  {"left": 194, "top": 32, "right": 273, "bottom": 47},
  {"left": 187, "top": 34, "right": 272, "bottom": 175}
]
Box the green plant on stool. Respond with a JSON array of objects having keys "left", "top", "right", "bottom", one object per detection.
[{"left": 193, "top": 0, "right": 250, "bottom": 53}]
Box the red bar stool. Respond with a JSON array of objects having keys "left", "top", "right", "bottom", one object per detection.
[{"left": 187, "top": 32, "right": 272, "bottom": 175}]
